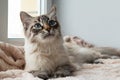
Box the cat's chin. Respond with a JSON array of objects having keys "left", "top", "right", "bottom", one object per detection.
[{"left": 42, "top": 34, "right": 55, "bottom": 39}]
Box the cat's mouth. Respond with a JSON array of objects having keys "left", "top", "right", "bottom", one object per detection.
[{"left": 43, "top": 33, "right": 55, "bottom": 39}]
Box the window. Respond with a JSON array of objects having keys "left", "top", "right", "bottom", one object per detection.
[{"left": 8, "top": 0, "right": 51, "bottom": 38}]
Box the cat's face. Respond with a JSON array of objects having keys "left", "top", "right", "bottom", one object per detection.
[{"left": 20, "top": 6, "right": 61, "bottom": 43}]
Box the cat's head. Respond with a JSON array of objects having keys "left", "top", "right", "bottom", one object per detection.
[{"left": 20, "top": 6, "right": 61, "bottom": 43}]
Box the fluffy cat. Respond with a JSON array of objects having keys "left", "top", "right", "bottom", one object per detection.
[
  {"left": 0, "top": 42, "right": 25, "bottom": 71},
  {"left": 20, "top": 6, "right": 75, "bottom": 79},
  {"left": 63, "top": 36, "right": 120, "bottom": 64}
]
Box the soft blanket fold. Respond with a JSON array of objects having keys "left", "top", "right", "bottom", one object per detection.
[{"left": 0, "top": 42, "right": 25, "bottom": 71}]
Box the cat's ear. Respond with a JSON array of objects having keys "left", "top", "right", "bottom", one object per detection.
[
  {"left": 20, "top": 11, "right": 33, "bottom": 23},
  {"left": 47, "top": 6, "right": 57, "bottom": 20},
  {"left": 20, "top": 11, "right": 33, "bottom": 29}
]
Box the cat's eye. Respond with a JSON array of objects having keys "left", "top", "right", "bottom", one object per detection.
[
  {"left": 33, "top": 23, "right": 42, "bottom": 30},
  {"left": 48, "top": 20, "right": 57, "bottom": 27}
]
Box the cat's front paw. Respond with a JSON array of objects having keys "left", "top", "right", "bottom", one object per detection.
[
  {"left": 29, "top": 70, "right": 49, "bottom": 80},
  {"left": 54, "top": 69, "right": 72, "bottom": 78},
  {"left": 94, "top": 59, "right": 104, "bottom": 64},
  {"left": 53, "top": 64, "right": 75, "bottom": 78}
]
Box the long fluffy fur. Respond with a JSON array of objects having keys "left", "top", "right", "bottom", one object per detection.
[
  {"left": 63, "top": 36, "right": 120, "bottom": 64},
  {"left": 24, "top": 37, "right": 70, "bottom": 72}
]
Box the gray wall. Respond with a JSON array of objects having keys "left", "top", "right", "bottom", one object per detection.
[
  {"left": 53, "top": 0, "right": 120, "bottom": 48},
  {"left": 0, "top": 0, "right": 8, "bottom": 42}
]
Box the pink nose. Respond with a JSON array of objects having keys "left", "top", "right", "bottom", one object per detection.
[{"left": 44, "top": 24, "right": 51, "bottom": 31}]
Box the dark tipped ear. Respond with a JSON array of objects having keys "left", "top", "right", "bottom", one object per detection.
[{"left": 47, "top": 6, "right": 57, "bottom": 20}]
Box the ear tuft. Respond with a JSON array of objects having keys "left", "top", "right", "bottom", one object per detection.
[{"left": 47, "top": 6, "right": 57, "bottom": 19}]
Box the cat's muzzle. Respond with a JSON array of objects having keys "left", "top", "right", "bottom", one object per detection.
[{"left": 43, "top": 32, "right": 55, "bottom": 39}]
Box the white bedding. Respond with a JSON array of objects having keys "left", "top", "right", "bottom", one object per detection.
[{"left": 1, "top": 59, "right": 120, "bottom": 80}]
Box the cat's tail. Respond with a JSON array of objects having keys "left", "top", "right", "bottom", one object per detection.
[{"left": 91, "top": 47, "right": 120, "bottom": 58}]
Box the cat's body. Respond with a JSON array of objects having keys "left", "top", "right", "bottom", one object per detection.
[
  {"left": 24, "top": 37, "right": 69, "bottom": 72},
  {"left": 20, "top": 6, "right": 75, "bottom": 79},
  {"left": 63, "top": 37, "right": 101, "bottom": 64},
  {"left": 63, "top": 36, "right": 120, "bottom": 64}
]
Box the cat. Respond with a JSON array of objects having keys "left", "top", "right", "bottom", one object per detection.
[
  {"left": 20, "top": 6, "right": 75, "bottom": 79},
  {"left": 0, "top": 42, "right": 25, "bottom": 71},
  {"left": 63, "top": 36, "right": 120, "bottom": 64}
]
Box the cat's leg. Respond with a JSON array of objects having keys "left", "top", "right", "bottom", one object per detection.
[
  {"left": 29, "top": 64, "right": 75, "bottom": 79},
  {"left": 29, "top": 70, "right": 51, "bottom": 80},
  {"left": 53, "top": 64, "right": 75, "bottom": 78}
]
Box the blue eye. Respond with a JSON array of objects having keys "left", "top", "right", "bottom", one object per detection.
[
  {"left": 49, "top": 20, "right": 57, "bottom": 27},
  {"left": 33, "top": 23, "right": 42, "bottom": 29}
]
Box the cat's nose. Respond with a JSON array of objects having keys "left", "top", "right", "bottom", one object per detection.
[{"left": 44, "top": 24, "right": 51, "bottom": 31}]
